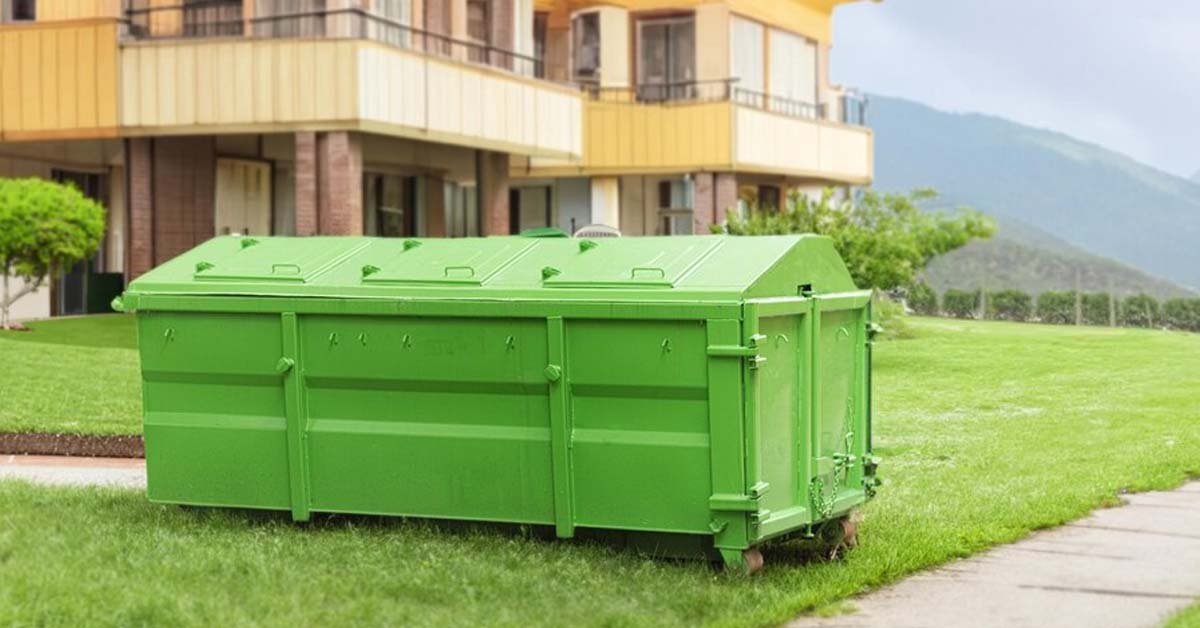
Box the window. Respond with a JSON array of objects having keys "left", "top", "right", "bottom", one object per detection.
[
  {"left": 4, "top": 0, "right": 35, "bottom": 21},
  {"left": 657, "top": 177, "right": 694, "bottom": 235},
  {"left": 183, "top": 0, "right": 242, "bottom": 37},
  {"left": 769, "top": 28, "right": 819, "bottom": 115},
  {"left": 466, "top": 0, "right": 490, "bottom": 63},
  {"left": 364, "top": 174, "right": 418, "bottom": 238},
  {"left": 636, "top": 16, "right": 695, "bottom": 102},
  {"left": 368, "top": 0, "right": 411, "bottom": 48},
  {"left": 757, "top": 185, "right": 781, "bottom": 211},
  {"left": 572, "top": 12, "right": 599, "bottom": 82},
  {"left": 729, "top": 16, "right": 764, "bottom": 105},
  {"left": 255, "top": 0, "right": 325, "bottom": 38},
  {"left": 533, "top": 11, "right": 547, "bottom": 78}
]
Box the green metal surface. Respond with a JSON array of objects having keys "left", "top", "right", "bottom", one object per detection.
[{"left": 123, "top": 234, "right": 877, "bottom": 567}]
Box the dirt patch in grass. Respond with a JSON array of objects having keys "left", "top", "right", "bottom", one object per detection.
[{"left": 0, "top": 432, "right": 143, "bottom": 458}]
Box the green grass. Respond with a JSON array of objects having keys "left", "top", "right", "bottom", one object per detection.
[
  {"left": 1, "top": 317, "right": 1199, "bottom": 627},
  {"left": 1165, "top": 603, "right": 1200, "bottom": 628},
  {"left": 0, "top": 315, "right": 141, "bottom": 436}
]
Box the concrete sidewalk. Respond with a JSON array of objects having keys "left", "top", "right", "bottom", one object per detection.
[
  {"left": 0, "top": 454, "right": 146, "bottom": 489},
  {"left": 788, "top": 481, "right": 1200, "bottom": 628}
]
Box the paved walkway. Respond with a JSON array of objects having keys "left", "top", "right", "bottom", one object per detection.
[
  {"left": 788, "top": 481, "right": 1200, "bottom": 628},
  {"left": 0, "top": 454, "right": 146, "bottom": 489}
]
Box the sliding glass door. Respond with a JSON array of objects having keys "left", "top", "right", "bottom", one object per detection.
[{"left": 636, "top": 16, "right": 695, "bottom": 102}]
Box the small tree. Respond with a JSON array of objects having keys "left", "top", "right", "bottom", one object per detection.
[
  {"left": 906, "top": 282, "right": 938, "bottom": 315},
  {"left": 1162, "top": 298, "right": 1200, "bottom": 332},
  {"left": 987, "top": 289, "right": 1032, "bottom": 321},
  {"left": 0, "top": 178, "right": 106, "bottom": 329},
  {"left": 1036, "top": 291, "right": 1076, "bottom": 325},
  {"left": 715, "top": 188, "right": 994, "bottom": 291},
  {"left": 942, "top": 289, "right": 978, "bottom": 319},
  {"left": 1120, "top": 294, "right": 1160, "bottom": 328}
]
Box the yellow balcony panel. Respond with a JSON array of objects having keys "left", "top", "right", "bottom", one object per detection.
[
  {"left": 0, "top": 18, "right": 120, "bottom": 141},
  {"left": 119, "top": 39, "right": 583, "bottom": 160},
  {"left": 519, "top": 97, "right": 871, "bottom": 185},
  {"left": 734, "top": 106, "right": 873, "bottom": 185}
]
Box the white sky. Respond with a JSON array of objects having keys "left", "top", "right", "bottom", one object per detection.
[{"left": 830, "top": 0, "right": 1200, "bottom": 178}]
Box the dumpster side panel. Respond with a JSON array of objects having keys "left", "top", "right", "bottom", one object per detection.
[
  {"left": 567, "top": 319, "right": 713, "bottom": 534},
  {"left": 139, "top": 312, "right": 292, "bottom": 509},
  {"left": 300, "top": 315, "right": 557, "bottom": 524}
]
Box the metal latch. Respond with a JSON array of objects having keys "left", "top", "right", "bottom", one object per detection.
[{"left": 706, "top": 334, "right": 768, "bottom": 369}]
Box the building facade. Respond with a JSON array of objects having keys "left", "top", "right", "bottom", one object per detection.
[
  {"left": 0, "top": 0, "right": 869, "bottom": 320},
  {"left": 0, "top": 0, "right": 582, "bottom": 318},
  {"left": 511, "top": 0, "right": 872, "bottom": 236}
]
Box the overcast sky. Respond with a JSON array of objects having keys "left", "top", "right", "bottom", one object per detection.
[{"left": 830, "top": 1, "right": 1200, "bottom": 178}]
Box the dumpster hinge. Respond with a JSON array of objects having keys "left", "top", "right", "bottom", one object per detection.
[{"left": 709, "top": 482, "right": 770, "bottom": 512}]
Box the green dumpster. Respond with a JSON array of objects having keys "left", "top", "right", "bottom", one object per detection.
[{"left": 118, "top": 234, "right": 878, "bottom": 571}]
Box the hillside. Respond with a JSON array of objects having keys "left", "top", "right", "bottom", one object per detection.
[
  {"left": 921, "top": 216, "right": 1196, "bottom": 299},
  {"left": 869, "top": 95, "right": 1200, "bottom": 291}
]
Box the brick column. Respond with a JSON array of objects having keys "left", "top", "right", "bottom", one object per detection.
[
  {"left": 316, "top": 131, "right": 363, "bottom": 236},
  {"left": 477, "top": 150, "right": 510, "bottom": 236},
  {"left": 126, "top": 138, "right": 154, "bottom": 281},
  {"left": 693, "top": 172, "right": 739, "bottom": 234},
  {"left": 424, "top": 175, "right": 447, "bottom": 237},
  {"left": 294, "top": 131, "right": 318, "bottom": 236}
]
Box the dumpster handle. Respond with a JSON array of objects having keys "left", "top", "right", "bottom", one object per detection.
[
  {"left": 630, "top": 267, "right": 665, "bottom": 279},
  {"left": 272, "top": 263, "right": 301, "bottom": 276},
  {"left": 444, "top": 265, "right": 476, "bottom": 278}
]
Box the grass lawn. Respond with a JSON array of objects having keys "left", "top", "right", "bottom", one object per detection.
[
  {"left": 1166, "top": 604, "right": 1200, "bottom": 628},
  {"left": 1, "top": 316, "right": 1198, "bottom": 627},
  {"left": 0, "top": 315, "right": 141, "bottom": 436}
]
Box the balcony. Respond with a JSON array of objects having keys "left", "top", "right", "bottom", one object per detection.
[
  {"left": 116, "top": 6, "right": 580, "bottom": 158},
  {"left": 0, "top": 18, "right": 121, "bottom": 141},
  {"left": 525, "top": 79, "right": 872, "bottom": 184}
]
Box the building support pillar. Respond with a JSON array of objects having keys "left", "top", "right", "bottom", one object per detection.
[
  {"left": 477, "top": 150, "right": 510, "bottom": 236},
  {"left": 126, "top": 138, "right": 154, "bottom": 282},
  {"left": 317, "top": 131, "right": 363, "bottom": 236},
  {"left": 294, "top": 131, "right": 318, "bottom": 236},
  {"left": 693, "top": 172, "right": 738, "bottom": 234}
]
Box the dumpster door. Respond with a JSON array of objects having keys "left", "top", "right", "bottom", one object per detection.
[{"left": 809, "top": 294, "right": 870, "bottom": 520}]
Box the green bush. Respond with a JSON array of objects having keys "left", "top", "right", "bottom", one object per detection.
[
  {"left": 1081, "top": 293, "right": 1114, "bottom": 326},
  {"left": 1120, "top": 294, "right": 1160, "bottom": 328},
  {"left": 906, "top": 282, "right": 938, "bottom": 316},
  {"left": 1161, "top": 298, "right": 1200, "bottom": 332},
  {"left": 942, "top": 289, "right": 978, "bottom": 319},
  {"left": 987, "top": 289, "right": 1032, "bottom": 322},
  {"left": 1037, "top": 291, "right": 1076, "bottom": 325},
  {"left": 871, "top": 292, "right": 913, "bottom": 340}
]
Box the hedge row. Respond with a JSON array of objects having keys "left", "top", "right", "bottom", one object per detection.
[{"left": 906, "top": 284, "right": 1200, "bottom": 331}]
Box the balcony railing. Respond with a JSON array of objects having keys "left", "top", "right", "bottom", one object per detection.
[
  {"left": 121, "top": 4, "right": 546, "bottom": 79},
  {"left": 580, "top": 78, "right": 867, "bottom": 125}
]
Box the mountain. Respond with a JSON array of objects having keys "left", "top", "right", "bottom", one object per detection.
[
  {"left": 868, "top": 95, "right": 1200, "bottom": 291},
  {"left": 921, "top": 215, "right": 1196, "bottom": 300},
  {"left": 1192, "top": 170, "right": 1200, "bottom": 184}
]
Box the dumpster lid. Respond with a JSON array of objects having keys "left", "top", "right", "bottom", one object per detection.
[{"left": 125, "top": 234, "right": 859, "bottom": 303}]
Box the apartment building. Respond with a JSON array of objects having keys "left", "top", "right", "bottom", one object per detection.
[
  {"left": 510, "top": 0, "right": 872, "bottom": 236},
  {"left": 0, "top": 0, "right": 582, "bottom": 318}
]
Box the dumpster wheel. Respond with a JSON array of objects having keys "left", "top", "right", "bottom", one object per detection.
[{"left": 717, "top": 547, "right": 765, "bottom": 575}]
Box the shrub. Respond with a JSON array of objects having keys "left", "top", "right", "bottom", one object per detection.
[
  {"left": 942, "top": 289, "right": 978, "bottom": 319},
  {"left": 1120, "top": 294, "right": 1160, "bottom": 328},
  {"left": 987, "top": 289, "right": 1033, "bottom": 321},
  {"left": 1081, "top": 293, "right": 1114, "bottom": 326},
  {"left": 1161, "top": 298, "right": 1200, "bottom": 332},
  {"left": 715, "top": 188, "right": 994, "bottom": 291},
  {"left": 1037, "top": 291, "right": 1076, "bottom": 325},
  {"left": 906, "top": 282, "right": 938, "bottom": 316},
  {"left": 871, "top": 292, "right": 913, "bottom": 340}
]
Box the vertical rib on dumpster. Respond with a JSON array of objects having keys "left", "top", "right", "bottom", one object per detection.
[
  {"left": 281, "top": 312, "right": 312, "bottom": 522},
  {"left": 546, "top": 316, "right": 575, "bottom": 538},
  {"left": 706, "top": 319, "right": 749, "bottom": 553}
]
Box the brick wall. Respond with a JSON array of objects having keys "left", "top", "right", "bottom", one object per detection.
[
  {"left": 126, "top": 139, "right": 154, "bottom": 281},
  {"left": 478, "top": 150, "right": 510, "bottom": 236},
  {"left": 692, "top": 172, "right": 739, "bottom": 234},
  {"left": 153, "top": 137, "right": 216, "bottom": 266},
  {"left": 316, "top": 131, "right": 363, "bottom": 236},
  {"left": 294, "top": 131, "right": 318, "bottom": 236}
]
